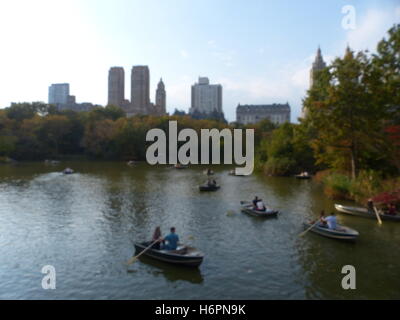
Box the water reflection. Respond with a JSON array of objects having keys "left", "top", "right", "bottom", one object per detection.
[
  {"left": 0, "top": 161, "right": 399, "bottom": 299},
  {"left": 130, "top": 256, "right": 204, "bottom": 284}
]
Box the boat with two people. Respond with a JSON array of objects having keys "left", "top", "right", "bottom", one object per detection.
[
  {"left": 131, "top": 227, "right": 204, "bottom": 268},
  {"left": 303, "top": 222, "right": 359, "bottom": 241},
  {"left": 199, "top": 179, "right": 220, "bottom": 192},
  {"left": 240, "top": 199, "right": 279, "bottom": 218}
]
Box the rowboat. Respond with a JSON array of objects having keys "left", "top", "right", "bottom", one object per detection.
[
  {"left": 174, "top": 164, "right": 189, "bottom": 169},
  {"left": 134, "top": 242, "right": 204, "bottom": 267},
  {"left": 63, "top": 168, "right": 74, "bottom": 175},
  {"left": 199, "top": 184, "right": 220, "bottom": 192},
  {"left": 241, "top": 204, "right": 279, "bottom": 218},
  {"left": 335, "top": 204, "right": 400, "bottom": 222},
  {"left": 303, "top": 222, "right": 359, "bottom": 241}
]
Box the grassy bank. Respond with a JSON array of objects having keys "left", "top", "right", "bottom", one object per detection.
[{"left": 315, "top": 170, "right": 400, "bottom": 205}]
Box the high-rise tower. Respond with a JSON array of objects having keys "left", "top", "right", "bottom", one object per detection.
[
  {"left": 108, "top": 67, "right": 125, "bottom": 108},
  {"left": 190, "top": 77, "right": 223, "bottom": 115},
  {"left": 302, "top": 47, "right": 327, "bottom": 118},
  {"left": 309, "top": 47, "right": 327, "bottom": 89},
  {"left": 49, "top": 83, "right": 70, "bottom": 105},
  {"left": 131, "top": 66, "right": 150, "bottom": 115},
  {"left": 155, "top": 78, "right": 166, "bottom": 114}
]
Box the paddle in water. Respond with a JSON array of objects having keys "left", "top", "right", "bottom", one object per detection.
[
  {"left": 299, "top": 220, "right": 321, "bottom": 237},
  {"left": 126, "top": 239, "right": 160, "bottom": 266},
  {"left": 373, "top": 206, "right": 383, "bottom": 225}
]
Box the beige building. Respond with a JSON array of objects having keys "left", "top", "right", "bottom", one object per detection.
[
  {"left": 107, "top": 65, "right": 167, "bottom": 117},
  {"left": 131, "top": 66, "right": 150, "bottom": 115},
  {"left": 236, "top": 103, "right": 291, "bottom": 125},
  {"left": 108, "top": 67, "right": 125, "bottom": 108}
]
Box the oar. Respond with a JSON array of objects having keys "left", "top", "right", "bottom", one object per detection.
[
  {"left": 126, "top": 239, "right": 160, "bottom": 266},
  {"left": 240, "top": 201, "right": 252, "bottom": 207},
  {"left": 373, "top": 206, "right": 383, "bottom": 225},
  {"left": 299, "top": 220, "right": 321, "bottom": 237}
]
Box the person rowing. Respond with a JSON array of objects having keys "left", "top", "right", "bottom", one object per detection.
[
  {"left": 252, "top": 196, "right": 260, "bottom": 208},
  {"left": 252, "top": 196, "right": 266, "bottom": 211},
  {"left": 321, "top": 212, "right": 338, "bottom": 230}
]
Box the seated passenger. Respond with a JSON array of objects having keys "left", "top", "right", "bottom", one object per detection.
[
  {"left": 162, "top": 227, "right": 180, "bottom": 251},
  {"left": 256, "top": 200, "right": 266, "bottom": 212}
]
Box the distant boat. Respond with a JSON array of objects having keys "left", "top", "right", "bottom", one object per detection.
[
  {"left": 134, "top": 242, "right": 204, "bottom": 267},
  {"left": 199, "top": 184, "right": 220, "bottom": 192},
  {"left": 174, "top": 164, "right": 189, "bottom": 169},
  {"left": 204, "top": 169, "right": 214, "bottom": 176},
  {"left": 335, "top": 204, "right": 400, "bottom": 222},
  {"left": 303, "top": 222, "right": 359, "bottom": 241},
  {"left": 63, "top": 168, "right": 74, "bottom": 175},
  {"left": 295, "top": 172, "right": 312, "bottom": 180},
  {"left": 127, "top": 161, "right": 136, "bottom": 166}
]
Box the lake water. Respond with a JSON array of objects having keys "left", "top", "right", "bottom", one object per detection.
[{"left": 0, "top": 161, "right": 399, "bottom": 299}]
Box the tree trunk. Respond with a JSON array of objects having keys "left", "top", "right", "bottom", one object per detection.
[{"left": 350, "top": 145, "right": 357, "bottom": 180}]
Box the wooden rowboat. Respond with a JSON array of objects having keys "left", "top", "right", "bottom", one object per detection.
[
  {"left": 303, "top": 222, "right": 359, "bottom": 241},
  {"left": 134, "top": 242, "right": 204, "bottom": 267},
  {"left": 335, "top": 204, "right": 400, "bottom": 222},
  {"left": 241, "top": 204, "right": 279, "bottom": 218}
]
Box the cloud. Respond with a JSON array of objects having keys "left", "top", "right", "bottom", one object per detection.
[{"left": 344, "top": 7, "right": 400, "bottom": 52}]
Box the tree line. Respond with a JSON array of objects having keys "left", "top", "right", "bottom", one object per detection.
[{"left": 1, "top": 25, "right": 399, "bottom": 201}]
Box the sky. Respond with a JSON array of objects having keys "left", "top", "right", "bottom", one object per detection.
[{"left": 0, "top": 0, "right": 399, "bottom": 122}]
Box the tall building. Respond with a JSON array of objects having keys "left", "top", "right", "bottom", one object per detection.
[
  {"left": 236, "top": 103, "right": 291, "bottom": 125},
  {"left": 108, "top": 67, "right": 125, "bottom": 108},
  {"left": 190, "top": 77, "right": 223, "bottom": 115},
  {"left": 48, "top": 83, "right": 70, "bottom": 105},
  {"left": 302, "top": 47, "right": 327, "bottom": 118},
  {"left": 131, "top": 66, "right": 150, "bottom": 115},
  {"left": 155, "top": 78, "right": 166, "bottom": 114},
  {"left": 310, "top": 47, "right": 327, "bottom": 88}
]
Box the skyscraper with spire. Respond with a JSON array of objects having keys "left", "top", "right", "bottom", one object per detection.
[
  {"left": 302, "top": 47, "right": 327, "bottom": 118},
  {"left": 155, "top": 78, "right": 166, "bottom": 114},
  {"left": 309, "top": 47, "right": 327, "bottom": 89}
]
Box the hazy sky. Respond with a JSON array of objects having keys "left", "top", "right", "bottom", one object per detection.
[{"left": 0, "top": 0, "right": 399, "bottom": 121}]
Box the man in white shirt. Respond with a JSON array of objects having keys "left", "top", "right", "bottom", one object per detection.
[
  {"left": 323, "top": 213, "right": 337, "bottom": 230},
  {"left": 256, "top": 200, "right": 266, "bottom": 211}
]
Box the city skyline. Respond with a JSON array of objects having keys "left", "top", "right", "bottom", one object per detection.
[{"left": 0, "top": 0, "right": 399, "bottom": 122}]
